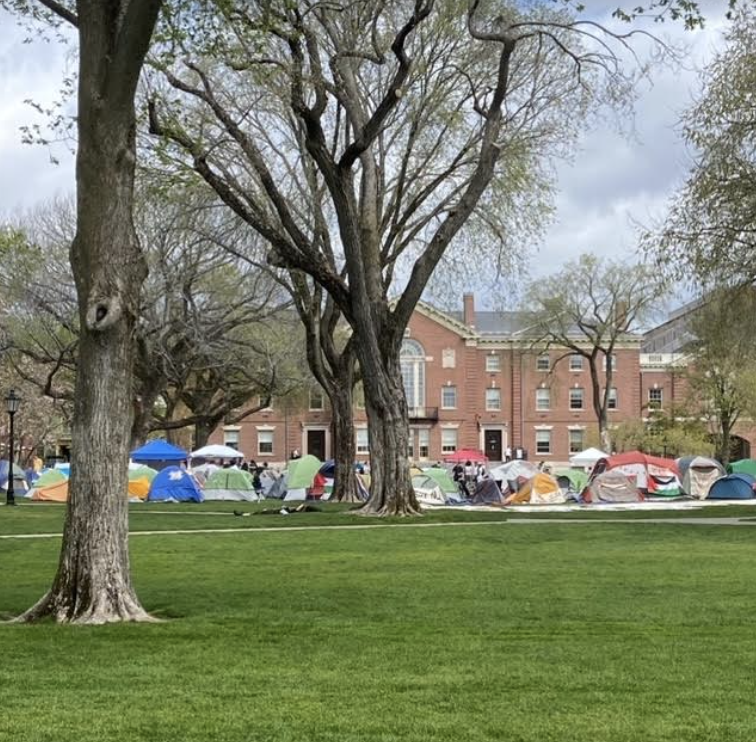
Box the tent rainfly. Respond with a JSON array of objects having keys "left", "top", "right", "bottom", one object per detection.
[
  {"left": 568, "top": 447, "right": 608, "bottom": 468},
  {"left": 190, "top": 444, "right": 245, "bottom": 460}
]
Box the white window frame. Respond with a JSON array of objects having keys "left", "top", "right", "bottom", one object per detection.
[
  {"left": 441, "top": 428, "right": 458, "bottom": 454},
  {"left": 603, "top": 353, "right": 618, "bottom": 371},
  {"left": 568, "top": 429, "right": 584, "bottom": 454},
  {"left": 309, "top": 388, "right": 324, "bottom": 411},
  {"left": 569, "top": 354, "right": 583, "bottom": 371},
  {"left": 536, "top": 388, "right": 550, "bottom": 411},
  {"left": 257, "top": 430, "right": 274, "bottom": 456},
  {"left": 648, "top": 388, "right": 663, "bottom": 409},
  {"left": 535, "top": 430, "right": 551, "bottom": 455},
  {"left": 569, "top": 388, "right": 584, "bottom": 410},
  {"left": 224, "top": 429, "right": 241, "bottom": 450},
  {"left": 486, "top": 354, "right": 501, "bottom": 372},
  {"left": 418, "top": 429, "right": 430, "bottom": 459},
  {"left": 441, "top": 385, "right": 457, "bottom": 410},
  {"left": 607, "top": 387, "right": 618, "bottom": 410},
  {"left": 536, "top": 354, "right": 550, "bottom": 371},
  {"left": 485, "top": 388, "right": 501, "bottom": 411},
  {"left": 356, "top": 428, "right": 370, "bottom": 454}
]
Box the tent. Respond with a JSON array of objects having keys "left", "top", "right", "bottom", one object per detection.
[
  {"left": 443, "top": 449, "right": 488, "bottom": 464},
  {"left": 127, "top": 477, "right": 151, "bottom": 500},
  {"left": 555, "top": 469, "right": 589, "bottom": 497},
  {"left": 490, "top": 460, "right": 538, "bottom": 484},
  {"left": 727, "top": 459, "right": 756, "bottom": 477},
  {"left": 412, "top": 474, "right": 447, "bottom": 505},
  {"left": 190, "top": 444, "right": 245, "bottom": 460},
  {"left": 470, "top": 479, "right": 507, "bottom": 506},
  {"left": 505, "top": 472, "right": 564, "bottom": 505},
  {"left": 283, "top": 455, "right": 322, "bottom": 500},
  {"left": 27, "top": 469, "right": 68, "bottom": 499},
  {"left": 130, "top": 440, "right": 188, "bottom": 469},
  {"left": 707, "top": 473, "right": 756, "bottom": 500},
  {"left": 423, "top": 467, "right": 458, "bottom": 496},
  {"left": 31, "top": 479, "right": 69, "bottom": 502},
  {"left": 54, "top": 462, "right": 71, "bottom": 477},
  {"left": 593, "top": 451, "right": 682, "bottom": 496},
  {"left": 568, "top": 447, "right": 608, "bottom": 468},
  {"left": 677, "top": 456, "right": 726, "bottom": 499},
  {"left": 128, "top": 465, "right": 158, "bottom": 483},
  {"left": 147, "top": 466, "right": 203, "bottom": 502},
  {"left": 584, "top": 470, "right": 643, "bottom": 503},
  {"left": 0, "top": 460, "right": 28, "bottom": 492},
  {"left": 203, "top": 468, "right": 259, "bottom": 501}
]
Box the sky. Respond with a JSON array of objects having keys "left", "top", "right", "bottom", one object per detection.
[{"left": 0, "top": 4, "right": 732, "bottom": 306}]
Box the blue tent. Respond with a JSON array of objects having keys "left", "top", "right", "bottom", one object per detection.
[
  {"left": 147, "top": 466, "right": 203, "bottom": 502},
  {"left": 0, "top": 460, "right": 28, "bottom": 490},
  {"left": 706, "top": 473, "right": 756, "bottom": 500},
  {"left": 130, "top": 440, "right": 188, "bottom": 467}
]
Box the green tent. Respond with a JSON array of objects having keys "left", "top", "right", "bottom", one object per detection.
[
  {"left": 128, "top": 465, "right": 158, "bottom": 482},
  {"left": 554, "top": 469, "right": 588, "bottom": 493},
  {"left": 205, "top": 468, "right": 253, "bottom": 490},
  {"left": 287, "top": 455, "right": 322, "bottom": 490},
  {"left": 727, "top": 459, "right": 756, "bottom": 477},
  {"left": 423, "top": 467, "right": 458, "bottom": 495},
  {"left": 34, "top": 469, "right": 67, "bottom": 488}
]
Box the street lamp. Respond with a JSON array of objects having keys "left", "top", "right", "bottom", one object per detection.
[{"left": 5, "top": 389, "right": 21, "bottom": 506}]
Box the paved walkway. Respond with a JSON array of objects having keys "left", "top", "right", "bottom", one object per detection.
[{"left": 2, "top": 516, "right": 756, "bottom": 540}]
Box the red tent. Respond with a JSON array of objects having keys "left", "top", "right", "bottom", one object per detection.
[
  {"left": 443, "top": 449, "right": 489, "bottom": 464},
  {"left": 592, "top": 451, "right": 681, "bottom": 495}
]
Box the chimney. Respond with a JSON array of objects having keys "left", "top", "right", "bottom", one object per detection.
[{"left": 463, "top": 293, "right": 476, "bottom": 329}]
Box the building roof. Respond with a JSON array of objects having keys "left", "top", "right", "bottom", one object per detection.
[{"left": 448, "top": 310, "right": 536, "bottom": 335}]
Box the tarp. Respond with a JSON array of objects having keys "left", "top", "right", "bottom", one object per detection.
[
  {"left": 128, "top": 465, "right": 158, "bottom": 483},
  {"left": 707, "top": 473, "right": 756, "bottom": 500},
  {"left": 31, "top": 479, "right": 69, "bottom": 502},
  {"left": 585, "top": 470, "right": 643, "bottom": 503},
  {"left": 147, "top": 466, "right": 203, "bottom": 502},
  {"left": 203, "top": 468, "right": 258, "bottom": 501},
  {"left": 677, "top": 456, "right": 726, "bottom": 499},
  {"left": 569, "top": 447, "right": 608, "bottom": 468},
  {"left": 593, "top": 451, "right": 682, "bottom": 495},
  {"left": 130, "top": 439, "right": 188, "bottom": 463},
  {"left": 727, "top": 459, "right": 756, "bottom": 477},
  {"left": 412, "top": 474, "right": 446, "bottom": 505},
  {"left": 127, "top": 477, "right": 151, "bottom": 500},
  {"left": 489, "top": 460, "right": 538, "bottom": 483},
  {"left": 190, "top": 444, "right": 245, "bottom": 460},
  {"left": 506, "top": 472, "right": 564, "bottom": 505},
  {"left": 286, "top": 455, "right": 322, "bottom": 490},
  {"left": 443, "top": 449, "right": 488, "bottom": 464}
]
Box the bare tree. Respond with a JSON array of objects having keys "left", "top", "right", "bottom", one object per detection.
[{"left": 524, "top": 254, "right": 665, "bottom": 452}]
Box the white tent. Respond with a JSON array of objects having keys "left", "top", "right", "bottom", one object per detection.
[
  {"left": 569, "top": 447, "right": 608, "bottom": 468},
  {"left": 190, "top": 444, "right": 245, "bottom": 459}
]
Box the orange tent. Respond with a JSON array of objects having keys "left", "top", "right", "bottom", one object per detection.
[
  {"left": 31, "top": 479, "right": 69, "bottom": 502},
  {"left": 128, "top": 476, "right": 151, "bottom": 500}
]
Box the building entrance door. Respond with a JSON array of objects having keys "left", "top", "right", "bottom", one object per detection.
[
  {"left": 307, "top": 429, "right": 327, "bottom": 460},
  {"left": 484, "top": 429, "right": 503, "bottom": 462}
]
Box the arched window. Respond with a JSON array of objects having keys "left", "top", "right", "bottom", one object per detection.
[{"left": 400, "top": 339, "right": 425, "bottom": 411}]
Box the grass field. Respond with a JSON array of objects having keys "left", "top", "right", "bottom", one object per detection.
[{"left": 2, "top": 502, "right": 756, "bottom": 741}]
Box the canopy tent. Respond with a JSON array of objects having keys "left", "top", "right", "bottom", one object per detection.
[
  {"left": 130, "top": 440, "right": 188, "bottom": 466},
  {"left": 505, "top": 472, "right": 564, "bottom": 505},
  {"left": 128, "top": 465, "right": 158, "bottom": 483},
  {"left": 584, "top": 470, "right": 643, "bottom": 503},
  {"left": 489, "top": 460, "right": 538, "bottom": 483},
  {"left": 204, "top": 468, "right": 259, "bottom": 501},
  {"left": 592, "top": 451, "right": 682, "bottom": 496},
  {"left": 555, "top": 469, "right": 589, "bottom": 497},
  {"left": 31, "top": 479, "right": 69, "bottom": 502},
  {"left": 422, "top": 467, "right": 458, "bottom": 496},
  {"left": 470, "top": 479, "right": 507, "bottom": 506},
  {"left": 727, "top": 459, "right": 756, "bottom": 477},
  {"left": 127, "top": 477, "right": 151, "bottom": 500},
  {"left": 568, "top": 447, "right": 608, "bottom": 468},
  {"left": 189, "top": 444, "right": 245, "bottom": 460},
  {"left": 677, "top": 456, "right": 726, "bottom": 499},
  {"left": 147, "top": 466, "right": 203, "bottom": 502},
  {"left": 443, "top": 449, "right": 488, "bottom": 464},
  {"left": 707, "top": 473, "right": 756, "bottom": 500}
]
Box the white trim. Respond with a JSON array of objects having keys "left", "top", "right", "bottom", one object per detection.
[
  {"left": 567, "top": 424, "right": 587, "bottom": 430},
  {"left": 223, "top": 425, "right": 242, "bottom": 432},
  {"left": 302, "top": 425, "right": 330, "bottom": 459},
  {"left": 255, "top": 425, "right": 275, "bottom": 431},
  {"left": 440, "top": 422, "right": 460, "bottom": 429},
  {"left": 534, "top": 424, "right": 553, "bottom": 430}
]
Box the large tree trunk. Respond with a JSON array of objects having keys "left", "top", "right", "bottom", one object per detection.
[
  {"left": 718, "top": 418, "right": 733, "bottom": 467},
  {"left": 16, "top": 3, "right": 160, "bottom": 624},
  {"left": 329, "top": 384, "right": 359, "bottom": 503},
  {"left": 193, "top": 419, "right": 214, "bottom": 450},
  {"left": 356, "top": 342, "right": 419, "bottom": 516}
]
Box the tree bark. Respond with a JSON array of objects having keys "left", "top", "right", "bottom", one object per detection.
[
  {"left": 329, "top": 384, "right": 359, "bottom": 503},
  {"left": 193, "top": 419, "right": 213, "bottom": 450},
  {"left": 16, "top": 1, "right": 161, "bottom": 624},
  {"left": 356, "top": 339, "right": 419, "bottom": 516}
]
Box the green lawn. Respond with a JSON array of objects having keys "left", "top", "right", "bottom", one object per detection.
[{"left": 2, "top": 504, "right": 756, "bottom": 741}]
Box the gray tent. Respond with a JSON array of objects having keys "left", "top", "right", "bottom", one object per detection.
[
  {"left": 677, "top": 456, "right": 725, "bottom": 499},
  {"left": 203, "top": 468, "right": 260, "bottom": 501},
  {"left": 586, "top": 470, "right": 642, "bottom": 503},
  {"left": 470, "top": 479, "right": 506, "bottom": 506}
]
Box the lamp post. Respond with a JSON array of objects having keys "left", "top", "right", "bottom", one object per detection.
[{"left": 5, "top": 389, "right": 20, "bottom": 506}]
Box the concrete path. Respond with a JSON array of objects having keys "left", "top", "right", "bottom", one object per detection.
[{"left": 2, "top": 516, "right": 756, "bottom": 540}]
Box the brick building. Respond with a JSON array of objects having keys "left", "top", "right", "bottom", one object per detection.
[{"left": 212, "top": 293, "right": 715, "bottom": 466}]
